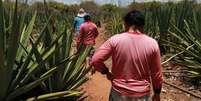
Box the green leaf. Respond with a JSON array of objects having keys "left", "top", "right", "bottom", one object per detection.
[
  {"left": 65, "top": 46, "right": 92, "bottom": 89},
  {"left": 21, "top": 33, "right": 70, "bottom": 85},
  {"left": 16, "top": 12, "right": 37, "bottom": 61},
  {"left": 5, "top": 0, "right": 22, "bottom": 97},
  {"left": 0, "top": 0, "right": 5, "bottom": 52},
  {"left": 6, "top": 67, "right": 58, "bottom": 101},
  {"left": 10, "top": 16, "right": 52, "bottom": 89},
  {"left": 0, "top": 0, "right": 6, "bottom": 99},
  {"left": 26, "top": 90, "right": 81, "bottom": 101},
  {"left": 30, "top": 38, "right": 44, "bottom": 64},
  {"left": 20, "top": 44, "right": 56, "bottom": 85}
]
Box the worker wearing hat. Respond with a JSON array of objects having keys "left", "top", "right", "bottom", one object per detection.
[{"left": 73, "top": 8, "right": 87, "bottom": 38}]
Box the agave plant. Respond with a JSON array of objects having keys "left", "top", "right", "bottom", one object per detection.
[
  {"left": 163, "top": 15, "right": 201, "bottom": 78},
  {"left": 0, "top": 1, "right": 59, "bottom": 100},
  {"left": 173, "top": 0, "right": 194, "bottom": 31},
  {"left": 0, "top": 0, "right": 91, "bottom": 100},
  {"left": 106, "top": 12, "right": 124, "bottom": 36},
  {"left": 152, "top": 4, "right": 172, "bottom": 54},
  {"left": 143, "top": 8, "right": 159, "bottom": 39}
]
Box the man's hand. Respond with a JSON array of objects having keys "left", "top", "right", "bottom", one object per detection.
[
  {"left": 106, "top": 72, "right": 113, "bottom": 81},
  {"left": 152, "top": 93, "right": 160, "bottom": 101}
]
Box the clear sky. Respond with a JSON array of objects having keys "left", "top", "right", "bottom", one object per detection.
[
  {"left": 55, "top": 0, "right": 183, "bottom": 4},
  {"left": 33, "top": 0, "right": 200, "bottom": 6}
]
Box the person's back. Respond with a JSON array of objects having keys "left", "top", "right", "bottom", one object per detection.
[
  {"left": 92, "top": 10, "right": 163, "bottom": 101},
  {"left": 99, "top": 32, "right": 161, "bottom": 96},
  {"left": 74, "top": 16, "right": 85, "bottom": 33},
  {"left": 77, "top": 15, "right": 99, "bottom": 46},
  {"left": 73, "top": 8, "right": 86, "bottom": 37},
  {"left": 77, "top": 14, "right": 99, "bottom": 66}
]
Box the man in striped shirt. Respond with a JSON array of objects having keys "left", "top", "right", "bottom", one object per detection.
[{"left": 91, "top": 10, "right": 163, "bottom": 101}]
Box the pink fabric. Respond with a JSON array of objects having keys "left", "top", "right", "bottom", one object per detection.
[
  {"left": 92, "top": 32, "right": 163, "bottom": 97},
  {"left": 77, "top": 21, "right": 99, "bottom": 46}
]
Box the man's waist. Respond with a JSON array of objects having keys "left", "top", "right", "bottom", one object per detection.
[
  {"left": 112, "top": 79, "right": 150, "bottom": 97},
  {"left": 111, "top": 86, "right": 150, "bottom": 97},
  {"left": 83, "top": 40, "right": 95, "bottom": 44}
]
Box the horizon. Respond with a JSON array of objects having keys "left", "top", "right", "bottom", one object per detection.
[{"left": 28, "top": 0, "right": 193, "bottom": 6}]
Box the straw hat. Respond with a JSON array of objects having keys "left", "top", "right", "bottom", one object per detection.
[{"left": 77, "top": 8, "right": 86, "bottom": 17}]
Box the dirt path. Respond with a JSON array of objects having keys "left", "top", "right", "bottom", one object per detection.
[
  {"left": 81, "top": 27, "right": 201, "bottom": 101},
  {"left": 81, "top": 26, "right": 111, "bottom": 101}
]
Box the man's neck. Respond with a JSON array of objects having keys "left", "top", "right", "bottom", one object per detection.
[
  {"left": 85, "top": 20, "right": 91, "bottom": 22},
  {"left": 127, "top": 27, "right": 142, "bottom": 34}
]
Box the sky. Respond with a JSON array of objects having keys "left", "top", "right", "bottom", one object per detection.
[
  {"left": 31, "top": 0, "right": 200, "bottom": 6},
  {"left": 54, "top": 0, "right": 184, "bottom": 4}
]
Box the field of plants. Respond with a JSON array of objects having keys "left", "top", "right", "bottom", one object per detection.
[{"left": 0, "top": 0, "right": 201, "bottom": 101}]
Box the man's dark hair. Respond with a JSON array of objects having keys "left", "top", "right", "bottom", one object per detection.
[
  {"left": 84, "top": 14, "right": 91, "bottom": 21},
  {"left": 123, "top": 10, "right": 145, "bottom": 27}
]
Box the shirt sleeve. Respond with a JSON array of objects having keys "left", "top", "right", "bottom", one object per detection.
[
  {"left": 150, "top": 42, "right": 163, "bottom": 91},
  {"left": 91, "top": 38, "right": 113, "bottom": 72}
]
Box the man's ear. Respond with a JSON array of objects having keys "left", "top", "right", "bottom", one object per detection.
[{"left": 124, "top": 22, "right": 129, "bottom": 31}]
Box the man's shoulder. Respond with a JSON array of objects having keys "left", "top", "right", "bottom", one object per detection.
[
  {"left": 144, "top": 35, "right": 158, "bottom": 43},
  {"left": 108, "top": 33, "right": 124, "bottom": 41},
  {"left": 92, "top": 23, "right": 98, "bottom": 27},
  {"left": 142, "top": 35, "right": 159, "bottom": 48},
  {"left": 80, "top": 23, "right": 87, "bottom": 29},
  {"left": 86, "top": 22, "right": 98, "bottom": 28},
  {"left": 87, "top": 22, "right": 97, "bottom": 27}
]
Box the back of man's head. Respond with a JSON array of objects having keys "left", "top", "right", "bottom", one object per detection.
[
  {"left": 123, "top": 10, "right": 145, "bottom": 27},
  {"left": 84, "top": 14, "right": 91, "bottom": 21}
]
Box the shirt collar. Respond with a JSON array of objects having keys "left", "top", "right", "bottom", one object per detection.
[{"left": 127, "top": 31, "right": 142, "bottom": 35}]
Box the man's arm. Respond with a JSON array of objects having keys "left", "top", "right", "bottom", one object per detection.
[
  {"left": 91, "top": 39, "right": 113, "bottom": 74},
  {"left": 73, "top": 17, "right": 77, "bottom": 31},
  {"left": 150, "top": 43, "right": 163, "bottom": 98}
]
